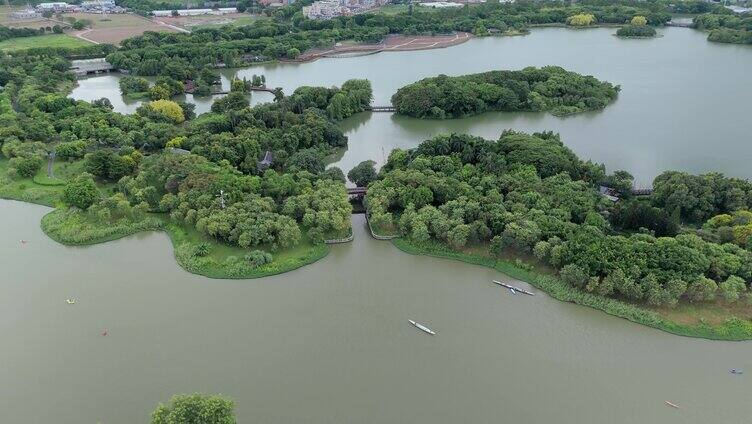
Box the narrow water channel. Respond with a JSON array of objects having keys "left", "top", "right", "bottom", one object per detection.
[{"left": 1, "top": 200, "right": 750, "bottom": 423}]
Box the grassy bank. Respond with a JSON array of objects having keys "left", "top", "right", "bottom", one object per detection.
[
  {"left": 392, "top": 237, "right": 752, "bottom": 340},
  {"left": 39, "top": 207, "right": 330, "bottom": 279}
]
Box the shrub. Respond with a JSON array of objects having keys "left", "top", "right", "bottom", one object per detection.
[
  {"left": 62, "top": 173, "right": 99, "bottom": 209},
  {"left": 245, "top": 250, "right": 273, "bottom": 268},
  {"left": 193, "top": 242, "right": 211, "bottom": 257},
  {"left": 11, "top": 156, "right": 43, "bottom": 178}
]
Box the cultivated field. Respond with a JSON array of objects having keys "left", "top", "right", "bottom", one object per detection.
[
  {"left": 0, "top": 33, "right": 91, "bottom": 51},
  {"left": 68, "top": 13, "right": 179, "bottom": 45}
]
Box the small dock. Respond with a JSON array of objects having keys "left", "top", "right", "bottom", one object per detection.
[{"left": 492, "top": 280, "right": 535, "bottom": 296}]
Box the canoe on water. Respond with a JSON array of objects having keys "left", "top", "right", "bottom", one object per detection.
[{"left": 409, "top": 320, "right": 436, "bottom": 335}]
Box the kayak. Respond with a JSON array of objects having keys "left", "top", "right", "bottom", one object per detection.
[{"left": 409, "top": 319, "right": 436, "bottom": 335}]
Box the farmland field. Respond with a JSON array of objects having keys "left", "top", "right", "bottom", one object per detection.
[{"left": 68, "top": 13, "right": 179, "bottom": 45}]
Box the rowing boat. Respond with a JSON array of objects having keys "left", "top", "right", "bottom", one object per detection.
[
  {"left": 664, "top": 401, "right": 680, "bottom": 409},
  {"left": 492, "top": 280, "right": 535, "bottom": 296},
  {"left": 409, "top": 319, "right": 436, "bottom": 335}
]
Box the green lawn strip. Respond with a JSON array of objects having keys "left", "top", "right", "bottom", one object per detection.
[
  {"left": 391, "top": 237, "right": 752, "bottom": 341},
  {"left": 0, "top": 34, "right": 91, "bottom": 51}
]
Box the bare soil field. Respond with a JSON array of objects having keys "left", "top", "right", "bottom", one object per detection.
[
  {"left": 69, "top": 13, "right": 178, "bottom": 45},
  {"left": 297, "top": 32, "right": 472, "bottom": 61}
]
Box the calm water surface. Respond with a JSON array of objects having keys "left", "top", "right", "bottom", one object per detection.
[
  {"left": 71, "top": 27, "right": 752, "bottom": 182},
  {"left": 2, "top": 200, "right": 752, "bottom": 423}
]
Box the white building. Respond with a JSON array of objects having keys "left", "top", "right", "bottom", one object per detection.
[
  {"left": 10, "top": 9, "right": 42, "bottom": 20},
  {"left": 302, "top": 0, "right": 343, "bottom": 19},
  {"left": 418, "top": 1, "right": 462, "bottom": 8},
  {"left": 152, "top": 7, "right": 237, "bottom": 16},
  {"left": 36, "top": 2, "right": 72, "bottom": 11},
  {"left": 81, "top": 0, "right": 116, "bottom": 9}
]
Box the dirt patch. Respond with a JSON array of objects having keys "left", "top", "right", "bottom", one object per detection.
[
  {"left": 297, "top": 32, "right": 472, "bottom": 62},
  {"left": 73, "top": 22, "right": 178, "bottom": 45}
]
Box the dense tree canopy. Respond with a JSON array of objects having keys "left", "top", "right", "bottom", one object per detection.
[
  {"left": 367, "top": 132, "right": 752, "bottom": 307},
  {"left": 151, "top": 393, "right": 235, "bottom": 424},
  {"left": 391, "top": 67, "right": 619, "bottom": 119}
]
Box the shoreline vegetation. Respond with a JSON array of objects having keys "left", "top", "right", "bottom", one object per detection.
[
  {"left": 391, "top": 67, "right": 619, "bottom": 119},
  {"left": 391, "top": 237, "right": 752, "bottom": 340}
]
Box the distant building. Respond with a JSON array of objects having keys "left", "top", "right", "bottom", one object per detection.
[
  {"left": 152, "top": 7, "right": 237, "bottom": 16},
  {"left": 303, "top": 0, "right": 387, "bottom": 19},
  {"left": 9, "top": 9, "right": 42, "bottom": 20},
  {"left": 725, "top": 5, "right": 751, "bottom": 14},
  {"left": 35, "top": 2, "right": 74, "bottom": 12},
  {"left": 80, "top": 0, "right": 122, "bottom": 12},
  {"left": 418, "top": 1, "right": 463, "bottom": 7}
]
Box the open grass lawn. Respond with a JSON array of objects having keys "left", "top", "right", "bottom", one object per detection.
[
  {"left": 190, "top": 15, "right": 260, "bottom": 29},
  {"left": 0, "top": 34, "right": 91, "bottom": 51}
]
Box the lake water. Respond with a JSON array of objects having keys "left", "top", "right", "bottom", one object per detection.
[
  {"left": 40, "top": 27, "right": 752, "bottom": 422},
  {"left": 70, "top": 27, "right": 752, "bottom": 182},
  {"left": 2, "top": 200, "right": 751, "bottom": 423}
]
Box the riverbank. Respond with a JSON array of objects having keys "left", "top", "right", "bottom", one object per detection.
[{"left": 391, "top": 237, "right": 752, "bottom": 341}]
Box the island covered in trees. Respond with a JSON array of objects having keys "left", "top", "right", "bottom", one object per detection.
[
  {"left": 616, "top": 16, "right": 658, "bottom": 38},
  {"left": 390, "top": 67, "right": 619, "bottom": 119}
]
